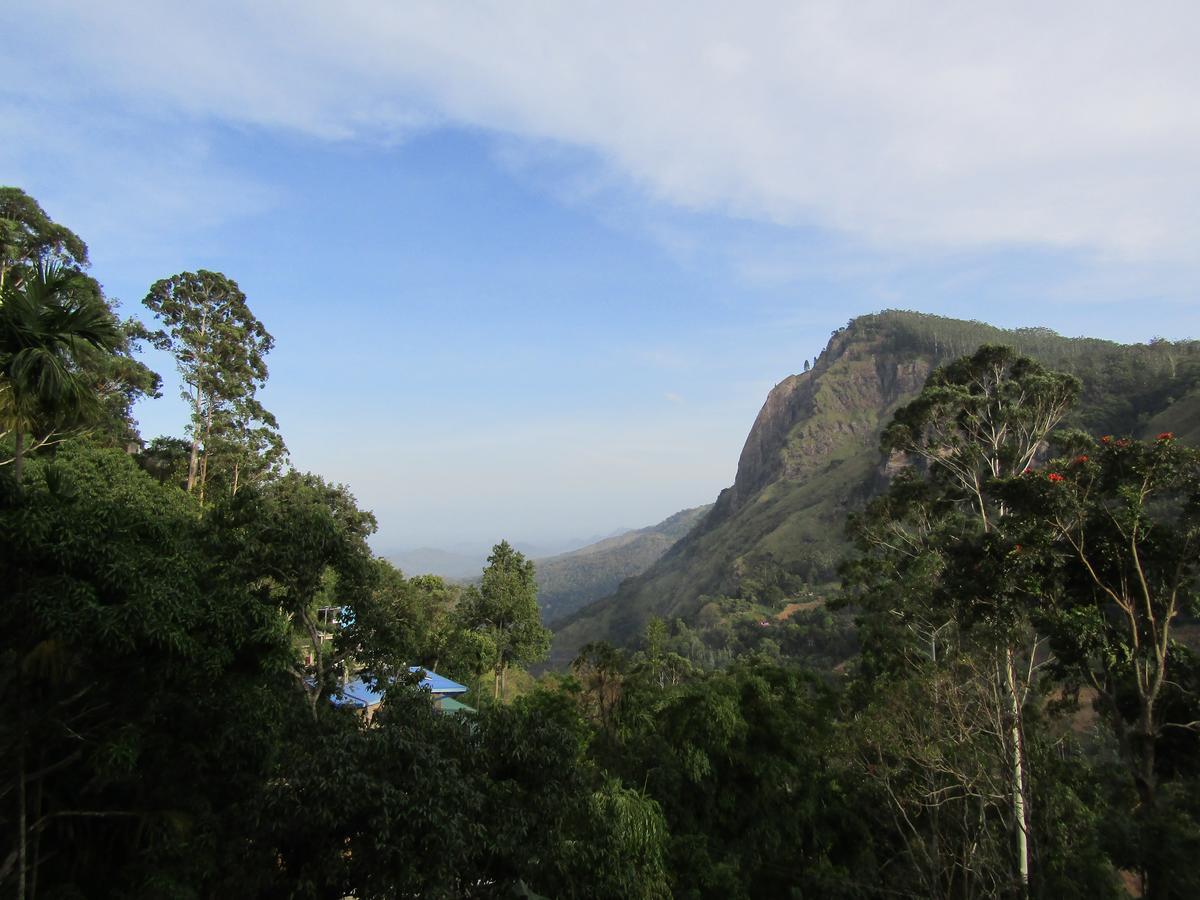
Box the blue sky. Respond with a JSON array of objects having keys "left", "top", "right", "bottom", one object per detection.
[{"left": 4, "top": 2, "right": 1198, "bottom": 551}]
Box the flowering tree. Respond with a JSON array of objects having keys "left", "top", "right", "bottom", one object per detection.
[
  {"left": 1007, "top": 431, "right": 1200, "bottom": 897},
  {"left": 1011, "top": 433, "right": 1199, "bottom": 801}
]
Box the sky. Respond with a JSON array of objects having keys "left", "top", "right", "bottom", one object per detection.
[{"left": 3, "top": 2, "right": 1198, "bottom": 552}]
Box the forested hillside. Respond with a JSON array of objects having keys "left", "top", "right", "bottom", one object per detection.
[
  {"left": 534, "top": 504, "right": 711, "bottom": 623},
  {"left": 552, "top": 311, "right": 1200, "bottom": 664}
]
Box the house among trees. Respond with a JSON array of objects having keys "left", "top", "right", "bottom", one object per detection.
[{"left": 331, "top": 667, "right": 472, "bottom": 721}]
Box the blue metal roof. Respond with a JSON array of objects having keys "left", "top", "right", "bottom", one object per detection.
[
  {"left": 330, "top": 676, "right": 383, "bottom": 709},
  {"left": 329, "top": 668, "right": 468, "bottom": 709},
  {"left": 409, "top": 667, "right": 468, "bottom": 695}
]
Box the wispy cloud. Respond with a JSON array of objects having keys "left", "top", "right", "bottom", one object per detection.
[
  {"left": 0, "top": 92, "right": 278, "bottom": 274},
  {"left": 10, "top": 1, "right": 1200, "bottom": 262}
]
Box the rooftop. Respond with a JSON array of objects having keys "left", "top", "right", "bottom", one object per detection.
[{"left": 330, "top": 668, "right": 469, "bottom": 710}]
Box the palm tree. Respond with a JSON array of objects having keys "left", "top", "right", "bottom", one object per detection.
[{"left": 0, "top": 263, "right": 120, "bottom": 479}]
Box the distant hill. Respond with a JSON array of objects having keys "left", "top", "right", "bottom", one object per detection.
[
  {"left": 550, "top": 310, "right": 1200, "bottom": 666},
  {"left": 534, "top": 504, "right": 712, "bottom": 624},
  {"left": 385, "top": 547, "right": 485, "bottom": 581},
  {"left": 386, "top": 532, "right": 635, "bottom": 582}
]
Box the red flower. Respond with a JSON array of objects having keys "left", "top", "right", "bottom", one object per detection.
[
  {"left": 1158, "top": 432, "right": 1174, "bottom": 441},
  {"left": 1116, "top": 438, "right": 1131, "bottom": 448},
  {"left": 1101, "top": 435, "right": 1112, "bottom": 444},
  {"left": 1047, "top": 472, "right": 1064, "bottom": 482},
  {"left": 1074, "top": 455, "right": 1089, "bottom": 464}
]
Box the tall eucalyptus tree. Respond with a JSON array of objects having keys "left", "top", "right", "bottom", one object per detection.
[
  {"left": 854, "top": 344, "right": 1081, "bottom": 896},
  {"left": 143, "top": 270, "right": 276, "bottom": 500}
]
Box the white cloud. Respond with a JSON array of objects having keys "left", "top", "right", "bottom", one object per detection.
[
  {"left": 12, "top": 0, "right": 1198, "bottom": 262},
  {"left": 16, "top": 1, "right": 1200, "bottom": 264}
]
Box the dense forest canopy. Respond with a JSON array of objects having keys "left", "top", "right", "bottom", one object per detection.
[{"left": 2, "top": 188, "right": 1199, "bottom": 898}]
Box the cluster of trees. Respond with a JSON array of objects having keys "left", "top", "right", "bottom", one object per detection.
[
  {"left": 3, "top": 188, "right": 1198, "bottom": 898},
  {"left": 839, "top": 345, "right": 1200, "bottom": 897},
  {"left": 1, "top": 189, "right": 589, "bottom": 898},
  {"left": 549, "top": 345, "right": 1198, "bottom": 898}
]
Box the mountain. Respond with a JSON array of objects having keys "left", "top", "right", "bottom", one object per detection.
[
  {"left": 550, "top": 310, "right": 1200, "bottom": 666},
  {"left": 534, "top": 504, "right": 712, "bottom": 624}
]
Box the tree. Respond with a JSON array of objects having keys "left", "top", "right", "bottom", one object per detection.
[
  {"left": 572, "top": 641, "right": 627, "bottom": 740},
  {"left": 208, "top": 471, "right": 378, "bottom": 721},
  {"left": 856, "top": 344, "right": 1081, "bottom": 894},
  {"left": 0, "top": 263, "right": 121, "bottom": 478},
  {"left": 0, "top": 187, "right": 88, "bottom": 293},
  {"left": 205, "top": 395, "right": 288, "bottom": 496},
  {"left": 461, "top": 540, "right": 551, "bottom": 700},
  {"left": 609, "top": 660, "right": 870, "bottom": 898},
  {"left": 0, "top": 191, "right": 159, "bottom": 469},
  {"left": 1007, "top": 432, "right": 1200, "bottom": 897},
  {"left": 142, "top": 270, "right": 276, "bottom": 501},
  {"left": 136, "top": 435, "right": 192, "bottom": 487},
  {"left": 0, "top": 444, "right": 298, "bottom": 898}
]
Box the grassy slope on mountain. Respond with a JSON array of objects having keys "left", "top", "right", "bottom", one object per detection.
[
  {"left": 551, "top": 311, "right": 1200, "bottom": 666},
  {"left": 535, "top": 504, "right": 711, "bottom": 624}
]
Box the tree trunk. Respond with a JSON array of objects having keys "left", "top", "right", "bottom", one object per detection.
[
  {"left": 1005, "top": 648, "right": 1030, "bottom": 897},
  {"left": 1136, "top": 705, "right": 1161, "bottom": 900},
  {"left": 186, "top": 389, "right": 202, "bottom": 493},
  {"left": 198, "top": 404, "right": 214, "bottom": 505}
]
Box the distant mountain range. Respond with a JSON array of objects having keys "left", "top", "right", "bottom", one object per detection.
[
  {"left": 385, "top": 532, "right": 632, "bottom": 582},
  {"left": 384, "top": 547, "right": 488, "bottom": 581},
  {"left": 387, "top": 510, "right": 712, "bottom": 625},
  {"left": 550, "top": 310, "right": 1200, "bottom": 666}
]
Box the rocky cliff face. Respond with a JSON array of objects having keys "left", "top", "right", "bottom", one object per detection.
[
  {"left": 549, "top": 311, "right": 1200, "bottom": 666},
  {"left": 713, "top": 332, "right": 934, "bottom": 526}
]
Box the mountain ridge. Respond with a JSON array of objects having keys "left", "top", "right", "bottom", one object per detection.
[
  {"left": 534, "top": 504, "right": 712, "bottom": 624},
  {"left": 550, "top": 310, "right": 1200, "bottom": 666}
]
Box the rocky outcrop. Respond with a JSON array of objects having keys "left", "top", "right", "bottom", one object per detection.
[
  {"left": 550, "top": 311, "right": 1200, "bottom": 666},
  {"left": 713, "top": 329, "right": 932, "bottom": 527}
]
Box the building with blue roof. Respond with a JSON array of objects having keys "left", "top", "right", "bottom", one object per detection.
[{"left": 330, "top": 668, "right": 472, "bottom": 721}]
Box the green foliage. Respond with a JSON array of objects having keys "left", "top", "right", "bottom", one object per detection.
[
  {"left": 461, "top": 540, "right": 552, "bottom": 699},
  {"left": 0, "top": 263, "right": 141, "bottom": 476},
  {"left": 0, "top": 192, "right": 159, "bottom": 473},
  {"left": 0, "top": 444, "right": 296, "bottom": 896},
  {"left": 883, "top": 344, "right": 1081, "bottom": 491},
  {"left": 0, "top": 187, "right": 88, "bottom": 291},
  {"left": 1001, "top": 432, "right": 1200, "bottom": 893},
  {"left": 254, "top": 685, "right": 671, "bottom": 899},
  {"left": 209, "top": 470, "right": 378, "bottom": 718},
  {"left": 137, "top": 434, "right": 192, "bottom": 487},
  {"left": 142, "top": 269, "right": 281, "bottom": 500},
  {"left": 608, "top": 660, "right": 873, "bottom": 898}
]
